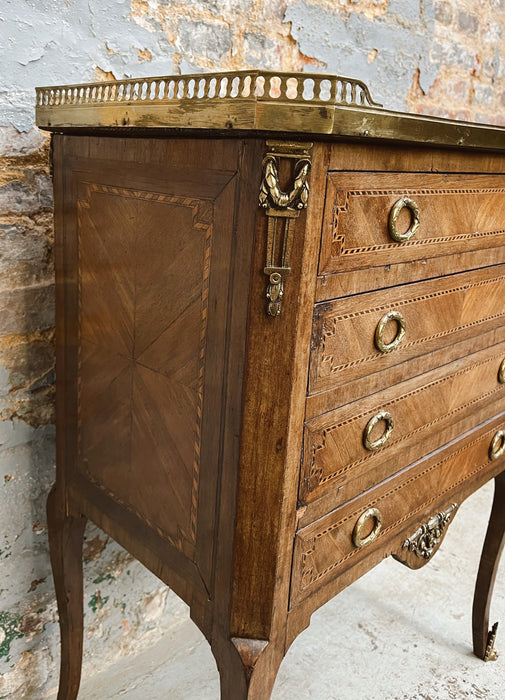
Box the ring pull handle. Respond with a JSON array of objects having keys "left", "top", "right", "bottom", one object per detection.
[
  {"left": 388, "top": 196, "right": 420, "bottom": 242},
  {"left": 353, "top": 507, "right": 383, "bottom": 548},
  {"left": 498, "top": 358, "right": 505, "bottom": 384},
  {"left": 375, "top": 310, "right": 406, "bottom": 353},
  {"left": 363, "top": 410, "right": 394, "bottom": 451},
  {"left": 489, "top": 429, "right": 505, "bottom": 461}
]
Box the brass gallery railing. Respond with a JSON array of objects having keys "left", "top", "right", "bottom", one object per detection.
[
  {"left": 36, "top": 70, "right": 505, "bottom": 151},
  {"left": 35, "top": 70, "right": 382, "bottom": 110}
]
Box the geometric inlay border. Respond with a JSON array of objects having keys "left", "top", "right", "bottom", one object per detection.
[
  {"left": 330, "top": 187, "right": 505, "bottom": 257},
  {"left": 318, "top": 274, "right": 505, "bottom": 376},
  {"left": 307, "top": 352, "right": 505, "bottom": 491},
  {"left": 299, "top": 425, "right": 497, "bottom": 591},
  {"left": 76, "top": 182, "right": 213, "bottom": 550}
]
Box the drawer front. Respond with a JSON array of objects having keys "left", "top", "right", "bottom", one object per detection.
[
  {"left": 309, "top": 265, "right": 505, "bottom": 398},
  {"left": 318, "top": 172, "right": 505, "bottom": 281},
  {"left": 301, "top": 341, "right": 505, "bottom": 505},
  {"left": 291, "top": 415, "right": 505, "bottom": 607}
]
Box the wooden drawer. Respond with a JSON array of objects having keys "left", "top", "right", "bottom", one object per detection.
[
  {"left": 316, "top": 172, "right": 505, "bottom": 300},
  {"left": 291, "top": 414, "right": 505, "bottom": 607},
  {"left": 319, "top": 172, "right": 505, "bottom": 277},
  {"left": 300, "top": 340, "right": 505, "bottom": 506},
  {"left": 309, "top": 264, "right": 505, "bottom": 400}
]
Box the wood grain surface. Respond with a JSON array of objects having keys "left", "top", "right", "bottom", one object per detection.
[
  {"left": 310, "top": 264, "right": 505, "bottom": 398},
  {"left": 319, "top": 173, "right": 505, "bottom": 278},
  {"left": 292, "top": 413, "right": 505, "bottom": 608},
  {"left": 48, "top": 132, "right": 505, "bottom": 700}
]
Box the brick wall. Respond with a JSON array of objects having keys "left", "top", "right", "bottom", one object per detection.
[
  {"left": 0, "top": 1, "right": 503, "bottom": 697},
  {"left": 408, "top": 0, "right": 505, "bottom": 123}
]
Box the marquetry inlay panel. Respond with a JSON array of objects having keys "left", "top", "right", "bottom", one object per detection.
[
  {"left": 76, "top": 183, "right": 213, "bottom": 552},
  {"left": 309, "top": 265, "right": 505, "bottom": 396},
  {"left": 301, "top": 342, "right": 505, "bottom": 504},
  {"left": 292, "top": 419, "right": 505, "bottom": 606},
  {"left": 318, "top": 173, "right": 505, "bottom": 278}
]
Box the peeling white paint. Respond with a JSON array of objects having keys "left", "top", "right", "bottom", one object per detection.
[
  {"left": 0, "top": 647, "right": 52, "bottom": 699},
  {"left": 0, "top": 125, "right": 46, "bottom": 157},
  {"left": 284, "top": 0, "right": 439, "bottom": 109},
  {"left": 0, "top": 0, "right": 176, "bottom": 130}
]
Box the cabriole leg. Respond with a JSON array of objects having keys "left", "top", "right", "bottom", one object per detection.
[
  {"left": 472, "top": 471, "right": 505, "bottom": 661},
  {"left": 47, "top": 488, "right": 87, "bottom": 699},
  {"left": 212, "top": 636, "right": 284, "bottom": 700}
]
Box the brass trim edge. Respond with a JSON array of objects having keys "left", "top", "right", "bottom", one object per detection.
[
  {"left": 485, "top": 622, "right": 499, "bottom": 662},
  {"left": 34, "top": 70, "right": 505, "bottom": 150},
  {"left": 36, "top": 70, "right": 381, "bottom": 112}
]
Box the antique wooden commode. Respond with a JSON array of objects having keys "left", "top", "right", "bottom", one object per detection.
[{"left": 36, "top": 71, "right": 505, "bottom": 699}]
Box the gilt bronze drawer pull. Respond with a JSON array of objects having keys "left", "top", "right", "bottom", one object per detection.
[
  {"left": 375, "top": 310, "right": 406, "bottom": 353},
  {"left": 388, "top": 196, "right": 420, "bottom": 242},
  {"left": 489, "top": 429, "right": 505, "bottom": 461},
  {"left": 498, "top": 358, "right": 505, "bottom": 384},
  {"left": 363, "top": 410, "right": 394, "bottom": 451},
  {"left": 353, "top": 507, "right": 383, "bottom": 548}
]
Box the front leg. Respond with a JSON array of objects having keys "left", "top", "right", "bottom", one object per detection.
[
  {"left": 211, "top": 635, "right": 285, "bottom": 700},
  {"left": 472, "top": 470, "right": 505, "bottom": 661},
  {"left": 47, "top": 488, "right": 87, "bottom": 699}
]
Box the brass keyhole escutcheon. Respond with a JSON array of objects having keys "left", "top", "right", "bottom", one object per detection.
[
  {"left": 388, "top": 196, "right": 420, "bottom": 242},
  {"left": 363, "top": 410, "right": 394, "bottom": 451},
  {"left": 498, "top": 358, "right": 505, "bottom": 384},
  {"left": 353, "top": 507, "right": 383, "bottom": 548},
  {"left": 489, "top": 429, "right": 505, "bottom": 461},
  {"left": 375, "top": 310, "right": 406, "bottom": 353}
]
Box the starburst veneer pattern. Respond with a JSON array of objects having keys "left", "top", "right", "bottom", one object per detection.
[
  {"left": 40, "top": 80, "right": 505, "bottom": 699},
  {"left": 77, "top": 183, "right": 212, "bottom": 552}
]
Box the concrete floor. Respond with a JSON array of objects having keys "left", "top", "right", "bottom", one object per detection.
[{"left": 80, "top": 482, "right": 505, "bottom": 700}]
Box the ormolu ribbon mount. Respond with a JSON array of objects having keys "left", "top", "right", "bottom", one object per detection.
[{"left": 258, "top": 141, "right": 312, "bottom": 317}]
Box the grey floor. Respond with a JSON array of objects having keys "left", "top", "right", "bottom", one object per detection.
[{"left": 80, "top": 482, "right": 505, "bottom": 700}]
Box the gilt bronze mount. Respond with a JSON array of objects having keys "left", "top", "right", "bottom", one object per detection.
[
  {"left": 259, "top": 141, "right": 312, "bottom": 316},
  {"left": 402, "top": 503, "right": 458, "bottom": 560}
]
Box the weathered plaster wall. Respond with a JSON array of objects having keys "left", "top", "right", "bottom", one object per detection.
[{"left": 0, "top": 1, "right": 504, "bottom": 697}]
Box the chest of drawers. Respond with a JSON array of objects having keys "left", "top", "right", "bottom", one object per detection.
[{"left": 36, "top": 71, "right": 505, "bottom": 699}]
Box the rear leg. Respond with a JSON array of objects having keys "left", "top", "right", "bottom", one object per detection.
[{"left": 47, "top": 488, "right": 87, "bottom": 699}]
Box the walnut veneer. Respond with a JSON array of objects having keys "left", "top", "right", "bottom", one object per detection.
[{"left": 37, "top": 71, "right": 505, "bottom": 699}]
